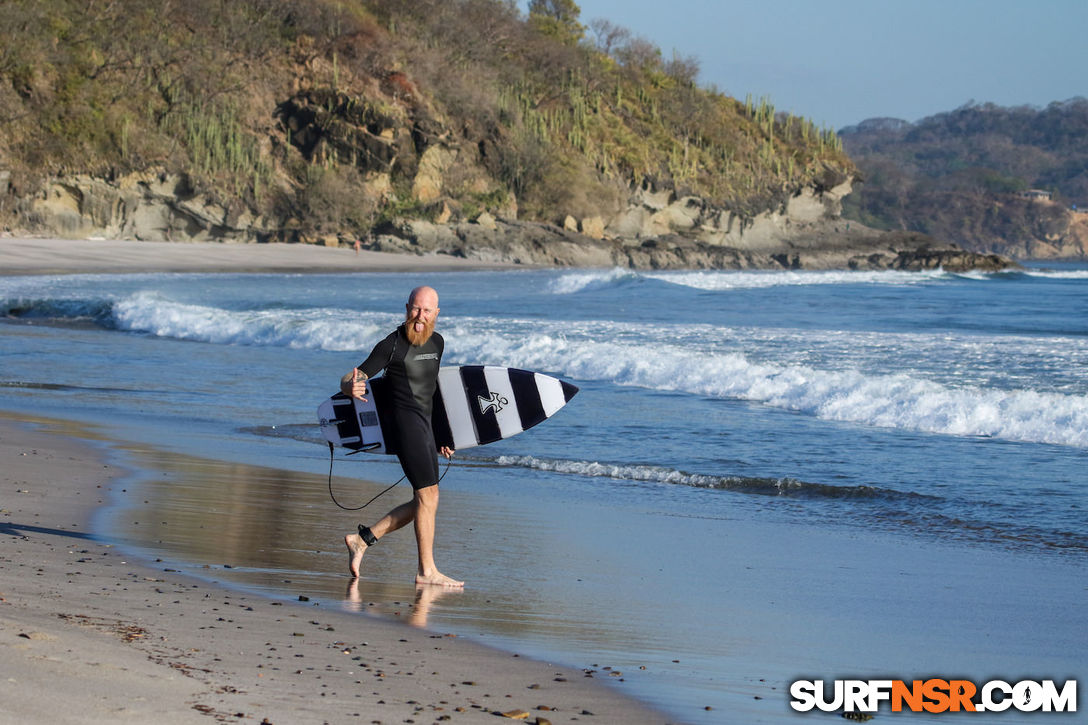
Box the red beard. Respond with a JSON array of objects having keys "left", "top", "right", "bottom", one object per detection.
[{"left": 405, "top": 317, "right": 435, "bottom": 346}]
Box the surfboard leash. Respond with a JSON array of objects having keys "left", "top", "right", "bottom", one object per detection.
[{"left": 326, "top": 441, "right": 452, "bottom": 511}]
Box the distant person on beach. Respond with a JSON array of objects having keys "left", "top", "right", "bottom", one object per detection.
[{"left": 340, "top": 285, "right": 462, "bottom": 588}]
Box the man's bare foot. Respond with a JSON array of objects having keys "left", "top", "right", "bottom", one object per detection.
[
  {"left": 416, "top": 570, "right": 464, "bottom": 588},
  {"left": 344, "top": 533, "right": 367, "bottom": 577}
]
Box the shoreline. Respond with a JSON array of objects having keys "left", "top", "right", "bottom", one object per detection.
[
  {"left": 2, "top": 234, "right": 1042, "bottom": 276},
  {"left": 0, "top": 413, "right": 675, "bottom": 724},
  {"left": 0, "top": 235, "right": 522, "bottom": 275}
]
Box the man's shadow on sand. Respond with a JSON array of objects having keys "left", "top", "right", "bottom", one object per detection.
[{"left": 0, "top": 521, "right": 97, "bottom": 541}]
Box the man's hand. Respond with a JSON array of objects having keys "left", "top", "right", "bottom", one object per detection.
[
  {"left": 340, "top": 368, "right": 368, "bottom": 401},
  {"left": 440, "top": 446, "right": 454, "bottom": 460}
]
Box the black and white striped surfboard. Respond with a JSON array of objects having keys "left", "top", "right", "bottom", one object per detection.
[{"left": 317, "top": 366, "right": 578, "bottom": 454}]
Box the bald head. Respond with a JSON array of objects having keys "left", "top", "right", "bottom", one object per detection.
[{"left": 408, "top": 286, "right": 438, "bottom": 308}]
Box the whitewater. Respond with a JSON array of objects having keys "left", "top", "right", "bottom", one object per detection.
[{"left": 4, "top": 269, "right": 1087, "bottom": 449}]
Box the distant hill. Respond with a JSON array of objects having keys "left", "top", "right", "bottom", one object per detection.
[{"left": 840, "top": 99, "right": 1088, "bottom": 259}]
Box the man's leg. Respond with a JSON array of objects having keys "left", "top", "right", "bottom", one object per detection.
[
  {"left": 413, "top": 485, "right": 463, "bottom": 588},
  {"left": 344, "top": 498, "right": 417, "bottom": 577}
]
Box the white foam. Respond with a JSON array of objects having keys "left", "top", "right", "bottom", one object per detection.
[
  {"left": 488, "top": 455, "right": 892, "bottom": 498},
  {"left": 17, "top": 286, "right": 1088, "bottom": 449},
  {"left": 492, "top": 454, "right": 745, "bottom": 489},
  {"left": 547, "top": 267, "right": 951, "bottom": 293},
  {"left": 1022, "top": 269, "right": 1088, "bottom": 279},
  {"left": 546, "top": 268, "right": 638, "bottom": 294},
  {"left": 440, "top": 324, "right": 1088, "bottom": 449},
  {"left": 644, "top": 268, "right": 950, "bottom": 290},
  {"left": 109, "top": 291, "right": 397, "bottom": 352}
]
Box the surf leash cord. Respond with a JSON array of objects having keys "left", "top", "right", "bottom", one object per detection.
[{"left": 326, "top": 441, "right": 452, "bottom": 511}]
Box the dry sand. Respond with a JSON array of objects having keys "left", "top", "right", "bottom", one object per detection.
[
  {"left": 0, "top": 417, "right": 673, "bottom": 724},
  {"left": 0, "top": 235, "right": 516, "bottom": 275}
]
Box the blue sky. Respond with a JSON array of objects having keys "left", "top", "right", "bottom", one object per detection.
[{"left": 562, "top": 0, "right": 1086, "bottom": 130}]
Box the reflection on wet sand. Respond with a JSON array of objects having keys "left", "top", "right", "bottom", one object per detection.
[
  {"left": 345, "top": 578, "right": 460, "bottom": 628},
  {"left": 101, "top": 445, "right": 638, "bottom": 652}
]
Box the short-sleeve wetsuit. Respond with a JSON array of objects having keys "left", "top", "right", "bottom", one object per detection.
[{"left": 356, "top": 324, "right": 444, "bottom": 489}]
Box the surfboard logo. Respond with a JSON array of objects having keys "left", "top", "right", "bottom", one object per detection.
[{"left": 477, "top": 391, "right": 509, "bottom": 416}]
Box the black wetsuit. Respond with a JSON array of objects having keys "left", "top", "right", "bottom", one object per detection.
[{"left": 357, "top": 324, "right": 444, "bottom": 489}]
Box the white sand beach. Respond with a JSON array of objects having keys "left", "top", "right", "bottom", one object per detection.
[
  {"left": 0, "top": 415, "right": 672, "bottom": 724},
  {"left": 0, "top": 235, "right": 514, "bottom": 275}
]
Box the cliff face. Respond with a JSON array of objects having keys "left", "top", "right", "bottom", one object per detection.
[
  {"left": 19, "top": 167, "right": 1013, "bottom": 271},
  {"left": 1063, "top": 213, "right": 1088, "bottom": 258},
  {"left": 964, "top": 199, "right": 1088, "bottom": 260},
  {"left": 17, "top": 168, "right": 1012, "bottom": 271}
]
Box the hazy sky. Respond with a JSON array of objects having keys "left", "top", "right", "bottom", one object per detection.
[{"left": 564, "top": 0, "right": 1086, "bottom": 130}]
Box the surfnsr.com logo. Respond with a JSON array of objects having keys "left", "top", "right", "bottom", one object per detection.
[{"left": 789, "top": 679, "right": 1077, "bottom": 714}]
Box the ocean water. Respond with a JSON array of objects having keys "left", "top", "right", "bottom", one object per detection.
[{"left": 2, "top": 264, "right": 1086, "bottom": 722}]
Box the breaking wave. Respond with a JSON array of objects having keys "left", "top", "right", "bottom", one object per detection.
[
  {"left": 472, "top": 453, "right": 1086, "bottom": 552},
  {"left": 548, "top": 267, "right": 953, "bottom": 294},
  {"left": 5, "top": 288, "right": 1088, "bottom": 448},
  {"left": 487, "top": 454, "right": 929, "bottom": 500}
]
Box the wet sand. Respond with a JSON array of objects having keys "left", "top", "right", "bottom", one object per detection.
[{"left": 0, "top": 418, "right": 674, "bottom": 723}]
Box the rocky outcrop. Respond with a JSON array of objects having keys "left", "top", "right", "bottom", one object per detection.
[
  {"left": 979, "top": 203, "right": 1088, "bottom": 260},
  {"left": 23, "top": 172, "right": 276, "bottom": 243},
  {"left": 357, "top": 177, "right": 1014, "bottom": 271},
  {"left": 12, "top": 170, "right": 1015, "bottom": 271},
  {"left": 366, "top": 217, "right": 1012, "bottom": 272},
  {"left": 607, "top": 177, "right": 852, "bottom": 249},
  {"left": 353, "top": 174, "right": 1011, "bottom": 270}
]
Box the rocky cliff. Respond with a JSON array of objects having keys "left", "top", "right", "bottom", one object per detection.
[
  {"left": 966, "top": 199, "right": 1088, "bottom": 260},
  {"left": 363, "top": 175, "right": 1010, "bottom": 271},
  {"left": 17, "top": 169, "right": 1011, "bottom": 272}
]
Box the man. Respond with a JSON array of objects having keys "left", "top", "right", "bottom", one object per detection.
[{"left": 341, "top": 286, "right": 463, "bottom": 588}]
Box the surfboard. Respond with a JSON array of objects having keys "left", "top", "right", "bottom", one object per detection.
[{"left": 317, "top": 366, "right": 579, "bottom": 454}]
